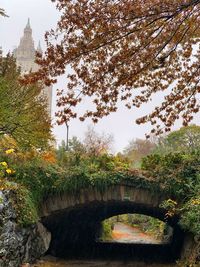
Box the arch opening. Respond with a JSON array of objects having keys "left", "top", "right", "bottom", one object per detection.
[{"left": 98, "top": 214, "right": 173, "bottom": 245}]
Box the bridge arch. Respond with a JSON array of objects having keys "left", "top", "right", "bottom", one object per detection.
[{"left": 40, "top": 184, "right": 184, "bottom": 262}]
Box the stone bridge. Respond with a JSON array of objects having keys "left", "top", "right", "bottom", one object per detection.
[{"left": 40, "top": 183, "right": 185, "bottom": 262}]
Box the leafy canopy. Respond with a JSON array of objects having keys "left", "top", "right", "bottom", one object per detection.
[
  {"left": 155, "top": 124, "right": 200, "bottom": 154},
  {"left": 26, "top": 0, "right": 200, "bottom": 135},
  {"left": 0, "top": 53, "right": 52, "bottom": 149}
]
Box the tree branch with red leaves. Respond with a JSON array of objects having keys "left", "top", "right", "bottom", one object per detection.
[{"left": 24, "top": 0, "right": 200, "bottom": 135}]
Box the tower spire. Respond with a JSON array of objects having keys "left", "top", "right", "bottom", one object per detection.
[
  {"left": 14, "top": 17, "right": 35, "bottom": 72},
  {"left": 37, "top": 41, "right": 43, "bottom": 54},
  {"left": 26, "top": 18, "right": 31, "bottom": 28},
  {"left": 24, "top": 18, "right": 32, "bottom": 35},
  {"left": 13, "top": 21, "right": 53, "bottom": 121}
]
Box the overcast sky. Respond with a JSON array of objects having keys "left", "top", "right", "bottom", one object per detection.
[{"left": 0, "top": 1, "right": 199, "bottom": 152}]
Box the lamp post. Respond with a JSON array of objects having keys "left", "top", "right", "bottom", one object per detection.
[{"left": 65, "top": 122, "right": 69, "bottom": 151}]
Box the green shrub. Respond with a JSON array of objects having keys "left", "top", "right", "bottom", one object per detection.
[
  {"left": 100, "top": 220, "right": 113, "bottom": 241},
  {"left": 180, "top": 195, "right": 200, "bottom": 235},
  {"left": 0, "top": 179, "right": 38, "bottom": 226},
  {"left": 142, "top": 152, "right": 200, "bottom": 238},
  {"left": 11, "top": 186, "right": 38, "bottom": 226},
  {"left": 142, "top": 152, "right": 200, "bottom": 200}
]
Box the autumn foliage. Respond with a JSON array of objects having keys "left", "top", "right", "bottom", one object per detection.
[
  {"left": 41, "top": 151, "right": 57, "bottom": 164},
  {"left": 25, "top": 0, "right": 200, "bottom": 135}
]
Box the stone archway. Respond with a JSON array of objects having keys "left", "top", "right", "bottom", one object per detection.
[{"left": 40, "top": 185, "right": 184, "bottom": 262}]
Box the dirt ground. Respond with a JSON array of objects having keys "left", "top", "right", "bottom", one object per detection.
[{"left": 33, "top": 257, "right": 176, "bottom": 267}]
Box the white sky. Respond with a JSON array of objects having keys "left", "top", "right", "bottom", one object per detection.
[{"left": 0, "top": 0, "right": 199, "bottom": 152}]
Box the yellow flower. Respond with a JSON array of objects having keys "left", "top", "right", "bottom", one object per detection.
[
  {"left": 5, "top": 149, "right": 15, "bottom": 154},
  {"left": 0, "top": 162, "right": 8, "bottom": 167},
  {"left": 6, "top": 169, "right": 12, "bottom": 174},
  {"left": 167, "top": 199, "right": 177, "bottom": 205},
  {"left": 191, "top": 199, "right": 200, "bottom": 205}
]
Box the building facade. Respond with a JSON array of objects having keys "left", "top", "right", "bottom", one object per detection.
[{"left": 14, "top": 18, "right": 52, "bottom": 117}]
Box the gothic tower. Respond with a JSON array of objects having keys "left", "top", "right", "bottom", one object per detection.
[{"left": 14, "top": 19, "right": 52, "bottom": 117}]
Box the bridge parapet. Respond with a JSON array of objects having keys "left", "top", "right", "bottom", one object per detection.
[{"left": 41, "top": 184, "right": 166, "bottom": 219}]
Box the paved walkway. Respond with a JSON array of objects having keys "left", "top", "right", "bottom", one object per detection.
[{"left": 111, "top": 222, "right": 161, "bottom": 244}]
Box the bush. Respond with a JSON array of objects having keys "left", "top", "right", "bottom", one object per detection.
[
  {"left": 141, "top": 152, "right": 200, "bottom": 200},
  {"left": 0, "top": 179, "right": 38, "bottom": 226},
  {"left": 142, "top": 151, "right": 200, "bottom": 238},
  {"left": 100, "top": 220, "right": 113, "bottom": 241},
  {"left": 11, "top": 186, "right": 38, "bottom": 226},
  {"left": 180, "top": 195, "right": 200, "bottom": 236}
]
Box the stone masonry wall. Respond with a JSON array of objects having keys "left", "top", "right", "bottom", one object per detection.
[{"left": 0, "top": 190, "right": 51, "bottom": 267}]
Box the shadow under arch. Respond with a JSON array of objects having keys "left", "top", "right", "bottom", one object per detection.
[{"left": 41, "top": 199, "right": 184, "bottom": 263}]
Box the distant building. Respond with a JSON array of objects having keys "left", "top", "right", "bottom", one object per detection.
[{"left": 14, "top": 18, "right": 52, "bottom": 118}]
